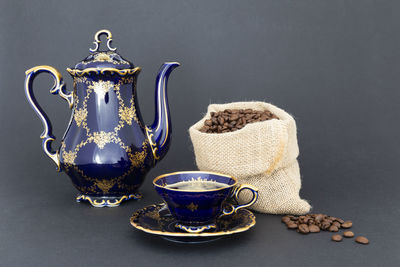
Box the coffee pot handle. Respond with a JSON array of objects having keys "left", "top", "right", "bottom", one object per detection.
[
  {"left": 24, "top": 65, "right": 74, "bottom": 171},
  {"left": 222, "top": 184, "right": 259, "bottom": 216}
]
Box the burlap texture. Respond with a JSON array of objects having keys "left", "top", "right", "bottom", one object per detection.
[{"left": 189, "top": 102, "right": 311, "bottom": 215}]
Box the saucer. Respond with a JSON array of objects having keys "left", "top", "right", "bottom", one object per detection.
[{"left": 130, "top": 203, "right": 256, "bottom": 243}]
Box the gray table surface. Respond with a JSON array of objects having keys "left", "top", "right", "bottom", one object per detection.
[{"left": 1, "top": 0, "right": 399, "bottom": 266}]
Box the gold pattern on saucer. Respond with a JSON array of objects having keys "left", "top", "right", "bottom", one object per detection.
[
  {"left": 175, "top": 223, "right": 217, "bottom": 233},
  {"left": 187, "top": 202, "right": 198, "bottom": 212},
  {"left": 146, "top": 210, "right": 161, "bottom": 220}
]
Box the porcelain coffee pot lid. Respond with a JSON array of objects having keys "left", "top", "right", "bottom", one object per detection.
[{"left": 71, "top": 29, "right": 136, "bottom": 71}]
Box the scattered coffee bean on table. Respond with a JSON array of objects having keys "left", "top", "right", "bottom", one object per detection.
[
  {"left": 281, "top": 213, "right": 369, "bottom": 245},
  {"left": 199, "top": 109, "right": 279, "bottom": 133},
  {"left": 343, "top": 231, "right": 354, "bottom": 238},
  {"left": 332, "top": 234, "right": 343, "bottom": 242},
  {"left": 282, "top": 213, "right": 348, "bottom": 235},
  {"left": 355, "top": 236, "right": 369, "bottom": 245},
  {"left": 341, "top": 221, "right": 353, "bottom": 228},
  {"left": 329, "top": 225, "right": 339, "bottom": 232}
]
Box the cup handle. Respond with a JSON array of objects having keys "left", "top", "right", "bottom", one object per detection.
[{"left": 222, "top": 184, "right": 259, "bottom": 216}]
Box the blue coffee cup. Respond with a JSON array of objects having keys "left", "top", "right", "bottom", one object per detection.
[{"left": 153, "top": 171, "right": 258, "bottom": 233}]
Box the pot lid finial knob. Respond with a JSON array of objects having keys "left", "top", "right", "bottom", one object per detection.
[{"left": 89, "top": 29, "right": 117, "bottom": 52}]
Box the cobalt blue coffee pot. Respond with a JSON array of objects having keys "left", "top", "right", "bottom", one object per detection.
[{"left": 24, "top": 29, "right": 180, "bottom": 207}]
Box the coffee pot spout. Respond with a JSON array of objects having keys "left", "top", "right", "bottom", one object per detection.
[{"left": 146, "top": 62, "right": 180, "bottom": 164}]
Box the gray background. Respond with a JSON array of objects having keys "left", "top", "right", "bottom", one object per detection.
[{"left": 1, "top": 0, "right": 399, "bottom": 266}]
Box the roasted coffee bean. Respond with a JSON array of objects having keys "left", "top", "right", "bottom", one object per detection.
[
  {"left": 282, "top": 216, "right": 291, "bottom": 223},
  {"left": 355, "top": 236, "right": 369, "bottom": 244},
  {"left": 332, "top": 234, "right": 343, "bottom": 242},
  {"left": 298, "top": 216, "right": 306, "bottom": 223},
  {"left": 329, "top": 225, "right": 339, "bottom": 232},
  {"left": 285, "top": 220, "right": 294, "bottom": 226},
  {"left": 342, "top": 221, "right": 353, "bottom": 228},
  {"left": 332, "top": 221, "right": 341, "bottom": 228},
  {"left": 335, "top": 218, "right": 345, "bottom": 224},
  {"left": 309, "top": 224, "right": 320, "bottom": 233},
  {"left": 343, "top": 231, "right": 355, "bottom": 238},
  {"left": 314, "top": 214, "right": 324, "bottom": 222},
  {"left": 229, "top": 114, "right": 239, "bottom": 121},
  {"left": 287, "top": 223, "right": 298, "bottom": 229},
  {"left": 321, "top": 221, "right": 331, "bottom": 230},
  {"left": 298, "top": 224, "right": 310, "bottom": 234}
]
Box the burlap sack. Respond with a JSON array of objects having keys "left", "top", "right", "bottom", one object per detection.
[{"left": 189, "top": 102, "right": 311, "bottom": 215}]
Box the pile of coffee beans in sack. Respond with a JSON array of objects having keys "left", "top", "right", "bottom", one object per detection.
[{"left": 199, "top": 109, "right": 279, "bottom": 133}]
